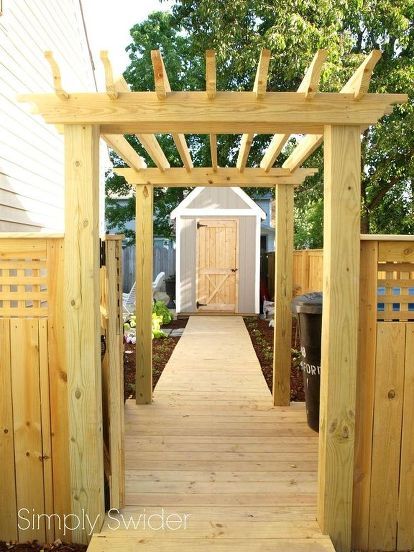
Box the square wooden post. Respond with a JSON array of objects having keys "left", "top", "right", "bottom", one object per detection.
[
  {"left": 64, "top": 124, "right": 104, "bottom": 543},
  {"left": 135, "top": 184, "right": 153, "bottom": 404},
  {"left": 318, "top": 125, "right": 361, "bottom": 552},
  {"left": 273, "top": 183, "right": 294, "bottom": 406}
]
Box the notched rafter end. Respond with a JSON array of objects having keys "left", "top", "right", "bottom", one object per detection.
[
  {"left": 100, "top": 50, "right": 119, "bottom": 100},
  {"left": 44, "top": 51, "right": 69, "bottom": 100},
  {"left": 206, "top": 50, "right": 217, "bottom": 100}
]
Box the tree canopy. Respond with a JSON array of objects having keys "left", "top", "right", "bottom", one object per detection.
[{"left": 106, "top": 1, "right": 414, "bottom": 246}]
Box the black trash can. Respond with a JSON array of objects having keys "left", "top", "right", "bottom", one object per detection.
[{"left": 293, "top": 292, "right": 323, "bottom": 432}]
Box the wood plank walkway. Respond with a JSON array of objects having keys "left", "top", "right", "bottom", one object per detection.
[{"left": 88, "top": 316, "right": 334, "bottom": 551}]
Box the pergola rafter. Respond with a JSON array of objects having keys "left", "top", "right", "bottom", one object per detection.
[
  {"left": 151, "top": 50, "right": 193, "bottom": 171},
  {"left": 236, "top": 48, "right": 271, "bottom": 172},
  {"left": 260, "top": 49, "right": 327, "bottom": 172},
  {"left": 282, "top": 50, "right": 382, "bottom": 172},
  {"left": 23, "top": 47, "right": 407, "bottom": 552}
]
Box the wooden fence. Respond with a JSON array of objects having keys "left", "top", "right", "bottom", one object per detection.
[
  {"left": 353, "top": 237, "right": 414, "bottom": 552},
  {"left": 123, "top": 240, "right": 175, "bottom": 292},
  {"left": 264, "top": 249, "right": 323, "bottom": 298},
  {"left": 0, "top": 234, "right": 124, "bottom": 544}
]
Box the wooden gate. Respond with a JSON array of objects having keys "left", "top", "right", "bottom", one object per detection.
[{"left": 196, "top": 219, "right": 239, "bottom": 312}]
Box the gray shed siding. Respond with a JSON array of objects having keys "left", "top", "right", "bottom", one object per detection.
[
  {"left": 178, "top": 216, "right": 257, "bottom": 313},
  {"left": 188, "top": 188, "right": 248, "bottom": 210}
]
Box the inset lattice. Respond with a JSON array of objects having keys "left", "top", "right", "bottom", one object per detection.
[
  {"left": 377, "top": 262, "right": 414, "bottom": 321},
  {"left": 0, "top": 250, "right": 48, "bottom": 317}
]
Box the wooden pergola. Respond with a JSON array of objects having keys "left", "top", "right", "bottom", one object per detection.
[{"left": 20, "top": 48, "right": 406, "bottom": 552}]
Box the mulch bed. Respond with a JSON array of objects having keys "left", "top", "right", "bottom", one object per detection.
[
  {"left": 0, "top": 543, "right": 87, "bottom": 551},
  {"left": 244, "top": 316, "right": 305, "bottom": 401},
  {"left": 124, "top": 317, "right": 188, "bottom": 401}
]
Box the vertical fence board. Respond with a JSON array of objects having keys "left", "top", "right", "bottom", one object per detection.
[
  {"left": 47, "top": 239, "right": 71, "bottom": 540},
  {"left": 398, "top": 324, "right": 414, "bottom": 550},
  {"left": 352, "top": 240, "right": 378, "bottom": 550},
  {"left": 11, "top": 319, "right": 46, "bottom": 542},
  {"left": 292, "top": 250, "right": 309, "bottom": 296},
  {"left": 0, "top": 318, "right": 17, "bottom": 541},
  {"left": 39, "top": 319, "right": 54, "bottom": 543},
  {"left": 105, "top": 237, "right": 125, "bottom": 508},
  {"left": 369, "top": 323, "right": 405, "bottom": 551}
]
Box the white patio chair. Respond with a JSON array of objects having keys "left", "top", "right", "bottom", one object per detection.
[{"left": 122, "top": 272, "right": 166, "bottom": 316}]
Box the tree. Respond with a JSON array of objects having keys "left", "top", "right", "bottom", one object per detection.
[
  {"left": 169, "top": 0, "right": 414, "bottom": 245},
  {"left": 106, "top": 11, "right": 207, "bottom": 242}
]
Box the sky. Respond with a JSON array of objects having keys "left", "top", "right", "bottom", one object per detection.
[{"left": 81, "top": 0, "right": 175, "bottom": 78}]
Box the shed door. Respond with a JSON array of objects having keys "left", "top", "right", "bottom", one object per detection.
[{"left": 196, "top": 219, "right": 238, "bottom": 312}]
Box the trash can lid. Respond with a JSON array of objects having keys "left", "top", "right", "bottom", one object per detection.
[{"left": 292, "top": 292, "right": 323, "bottom": 315}]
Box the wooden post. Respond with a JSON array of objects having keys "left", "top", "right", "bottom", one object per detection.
[
  {"left": 64, "top": 125, "right": 104, "bottom": 543},
  {"left": 318, "top": 125, "right": 361, "bottom": 552},
  {"left": 273, "top": 184, "right": 294, "bottom": 406},
  {"left": 135, "top": 184, "right": 153, "bottom": 404}
]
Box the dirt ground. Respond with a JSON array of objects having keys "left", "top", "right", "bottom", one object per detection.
[
  {"left": 124, "top": 317, "right": 188, "bottom": 401},
  {"left": 0, "top": 542, "right": 87, "bottom": 552},
  {"left": 124, "top": 315, "right": 304, "bottom": 402},
  {"left": 244, "top": 316, "right": 305, "bottom": 402}
]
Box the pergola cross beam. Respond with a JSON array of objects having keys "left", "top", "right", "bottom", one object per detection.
[{"left": 115, "top": 167, "right": 317, "bottom": 187}]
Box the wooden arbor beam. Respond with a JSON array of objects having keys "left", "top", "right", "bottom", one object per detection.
[
  {"left": 206, "top": 51, "right": 218, "bottom": 171},
  {"left": 135, "top": 185, "right": 153, "bottom": 405},
  {"left": 18, "top": 91, "right": 406, "bottom": 134},
  {"left": 318, "top": 125, "right": 361, "bottom": 552},
  {"left": 64, "top": 125, "right": 104, "bottom": 543},
  {"left": 115, "top": 167, "right": 317, "bottom": 187},
  {"left": 100, "top": 52, "right": 170, "bottom": 172},
  {"left": 272, "top": 183, "right": 294, "bottom": 406},
  {"left": 237, "top": 49, "right": 271, "bottom": 172},
  {"left": 260, "top": 49, "right": 327, "bottom": 172},
  {"left": 283, "top": 50, "right": 383, "bottom": 173},
  {"left": 151, "top": 50, "right": 193, "bottom": 171}
]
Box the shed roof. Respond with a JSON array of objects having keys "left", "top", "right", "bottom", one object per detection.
[{"left": 170, "top": 186, "right": 266, "bottom": 219}]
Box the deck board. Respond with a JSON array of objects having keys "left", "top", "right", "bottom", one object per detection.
[{"left": 88, "top": 316, "right": 334, "bottom": 551}]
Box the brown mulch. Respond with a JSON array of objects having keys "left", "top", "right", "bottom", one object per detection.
[
  {"left": 124, "top": 318, "right": 188, "bottom": 401},
  {"left": 0, "top": 543, "right": 86, "bottom": 551},
  {"left": 244, "top": 316, "right": 305, "bottom": 401}
]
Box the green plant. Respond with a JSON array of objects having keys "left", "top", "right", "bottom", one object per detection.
[{"left": 153, "top": 300, "right": 173, "bottom": 325}]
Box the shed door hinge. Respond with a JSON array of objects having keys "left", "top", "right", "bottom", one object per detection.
[
  {"left": 196, "top": 301, "right": 207, "bottom": 309},
  {"left": 197, "top": 222, "right": 208, "bottom": 229},
  {"left": 100, "top": 239, "right": 106, "bottom": 267}
]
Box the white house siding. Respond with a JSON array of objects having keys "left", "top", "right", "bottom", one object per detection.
[
  {"left": 0, "top": 0, "right": 104, "bottom": 231},
  {"left": 179, "top": 216, "right": 257, "bottom": 313}
]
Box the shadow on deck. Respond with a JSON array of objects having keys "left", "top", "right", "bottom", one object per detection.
[{"left": 88, "top": 316, "right": 334, "bottom": 551}]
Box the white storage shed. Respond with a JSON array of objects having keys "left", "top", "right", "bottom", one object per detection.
[{"left": 171, "top": 186, "right": 265, "bottom": 314}]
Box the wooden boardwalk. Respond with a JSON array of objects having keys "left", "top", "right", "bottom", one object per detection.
[{"left": 88, "top": 316, "right": 334, "bottom": 551}]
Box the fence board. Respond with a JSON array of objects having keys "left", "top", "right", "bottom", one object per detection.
[
  {"left": 398, "top": 324, "right": 414, "bottom": 550},
  {"left": 39, "top": 319, "right": 54, "bottom": 543},
  {"left": 369, "top": 323, "right": 405, "bottom": 551},
  {"left": 352, "top": 240, "right": 378, "bottom": 551},
  {"left": 11, "top": 319, "right": 46, "bottom": 542},
  {"left": 46, "top": 239, "right": 71, "bottom": 540},
  {"left": 0, "top": 318, "right": 18, "bottom": 541}
]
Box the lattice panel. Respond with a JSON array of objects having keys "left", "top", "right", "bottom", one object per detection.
[
  {"left": 377, "top": 262, "right": 414, "bottom": 321},
  {"left": 0, "top": 248, "right": 48, "bottom": 318}
]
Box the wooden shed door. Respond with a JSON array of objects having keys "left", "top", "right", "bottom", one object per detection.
[{"left": 196, "top": 219, "right": 238, "bottom": 312}]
